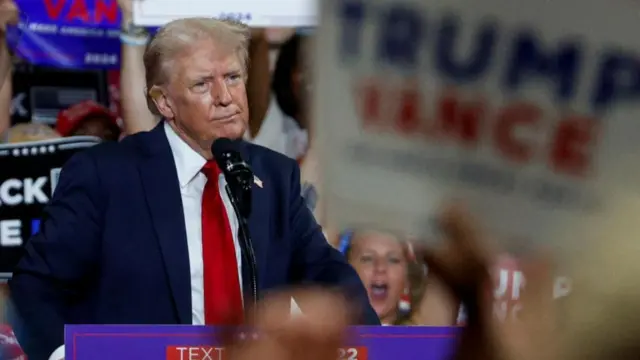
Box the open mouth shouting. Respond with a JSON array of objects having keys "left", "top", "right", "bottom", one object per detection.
[{"left": 369, "top": 281, "right": 389, "bottom": 302}]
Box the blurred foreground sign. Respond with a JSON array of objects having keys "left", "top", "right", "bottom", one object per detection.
[
  {"left": 314, "top": 0, "right": 640, "bottom": 251},
  {"left": 133, "top": 0, "right": 317, "bottom": 27},
  {"left": 66, "top": 325, "right": 456, "bottom": 359}
]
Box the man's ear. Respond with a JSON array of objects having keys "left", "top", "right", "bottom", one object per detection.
[{"left": 149, "top": 85, "right": 175, "bottom": 119}]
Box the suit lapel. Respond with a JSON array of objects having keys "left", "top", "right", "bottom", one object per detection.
[{"left": 138, "top": 123, "right": 192, "bottom": 324}]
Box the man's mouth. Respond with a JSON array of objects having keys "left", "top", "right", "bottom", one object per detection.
[{"left": 214, "top": 114, "right": 239, "bottom": 122}]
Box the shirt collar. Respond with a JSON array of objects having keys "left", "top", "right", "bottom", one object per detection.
[{"left": 164, "top": 121, "right": 207, "bottom": 188}]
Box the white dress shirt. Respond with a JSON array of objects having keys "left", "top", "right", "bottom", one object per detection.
[{"left": 164, "top": 122, "right": 244, "bottom": 324}]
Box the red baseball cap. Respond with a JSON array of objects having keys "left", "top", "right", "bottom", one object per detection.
[{"left": 56, "top": 100, "right": 119, "bottom": 137}]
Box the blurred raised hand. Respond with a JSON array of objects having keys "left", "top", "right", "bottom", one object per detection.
[
  {"left": 420, "top": 205, "right": 558, "bottom": 360},
  {"left": 117, "top": 0, "right": 132, "bottom": 22},
  {"left": 0, "top": 0, "right": 17, "bottom": 135},
  {"left": 0, "top": 0, "right": 17, "bottom": 32},
  {"left": 225, "top": 290, "right": 350, "bottom": 360}
]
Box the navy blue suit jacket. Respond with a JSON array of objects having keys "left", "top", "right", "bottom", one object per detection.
[{"left": 8, "top": 123, "right": 379, "bottom": 359}]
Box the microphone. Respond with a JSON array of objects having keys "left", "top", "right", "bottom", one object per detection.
[
  {"left": 211, "top": 138, "right": 259, "bottom": 309},
  {"left": 212, "top": 138, "right": 253, "bottom": 218}
]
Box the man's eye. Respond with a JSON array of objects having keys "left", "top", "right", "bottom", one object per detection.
[
  {"left": 192, "top": 82, "right": 209, "bottom": 91},
  {"left": 227, "top": 74, "right": 242, "bottom": 83}
]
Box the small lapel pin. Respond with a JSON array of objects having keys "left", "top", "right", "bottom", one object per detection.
[{"left": 254, "top": 175, "right": 263, "bottom": 188}]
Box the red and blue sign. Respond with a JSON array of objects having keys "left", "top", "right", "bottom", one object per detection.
[{"left": 11, "top": 0, "right": 124, "bottom": 69}]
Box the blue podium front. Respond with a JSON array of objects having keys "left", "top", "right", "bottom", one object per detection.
[{"left": 65, "top": 325, "right": 458, "bottom": 359}]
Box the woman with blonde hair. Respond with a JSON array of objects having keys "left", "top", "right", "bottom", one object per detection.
[{"left": 339, "top": 228, "right": 458, "bottom": 326}]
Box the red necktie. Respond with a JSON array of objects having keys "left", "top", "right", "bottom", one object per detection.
[{"left": 201, "top": 161, "right": 244, "bottom": 325}]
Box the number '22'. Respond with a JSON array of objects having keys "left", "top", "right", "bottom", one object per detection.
[{"left": 338, "top": 347, "right": 358, "bottom": 360}]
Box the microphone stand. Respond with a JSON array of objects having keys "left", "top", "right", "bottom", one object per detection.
[{"left": 225, "top": 186, "right": 259, "bottom": 318}]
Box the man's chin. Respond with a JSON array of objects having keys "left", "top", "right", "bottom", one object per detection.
[{"left": 215, "top": 124, "right": 246, "bottom": 141}]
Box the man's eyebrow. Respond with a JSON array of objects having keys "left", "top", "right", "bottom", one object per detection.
[{"left": 189, "top": 74, "right": 215, "bottom": 82}]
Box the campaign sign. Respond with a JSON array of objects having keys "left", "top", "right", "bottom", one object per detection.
[
  {"left": 12, "top": 0, "right": 316, "bottom": 68},
  {"left": 12, "top": 0, "right": 123, "bottom": 69},
  {"left": 0, "top": 136, "right": 100, "bottom": 280},
  {"left": 313, "top": 0, "right": 640, "bottom": 252},
  {"left": 133, "top": 0, "right": 316, "bottom": 27},
  {"left": 66, "top": 325, "right": 457, "bottom": 359}
]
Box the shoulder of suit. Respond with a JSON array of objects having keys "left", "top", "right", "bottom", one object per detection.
[
  {"left": 81, "top": 136, "right": 301, "bottom": 171},
  {"left": 79, "top": 132, "right": 146, "bottom": 165}
]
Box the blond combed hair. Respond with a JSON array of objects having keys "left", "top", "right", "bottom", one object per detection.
[{"left": 143, "top": 17, "right": 251, "bottom": 116}]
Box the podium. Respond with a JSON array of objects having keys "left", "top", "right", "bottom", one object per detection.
[{"left": 66, "top": 325, "right": 458, "bottom": 359}]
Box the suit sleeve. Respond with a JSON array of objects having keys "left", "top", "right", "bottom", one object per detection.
[
  {"left": 286, "top": 161, "right": 380, "bottom": 325},
  {"left": 8, "top": 151, "right": 104, "bottom": 359}
]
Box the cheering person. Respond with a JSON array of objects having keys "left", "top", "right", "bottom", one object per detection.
[{"left": 340, "top": 229, "right": 459, "bottom": 326}]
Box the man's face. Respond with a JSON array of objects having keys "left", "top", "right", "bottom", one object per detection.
[{"left": 160, "top": 39, "right": 248, "bottom": 148}]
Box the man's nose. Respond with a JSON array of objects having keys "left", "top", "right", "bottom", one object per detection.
[{"left": 212, "top": 79, "right": 232, "bottom": 106}]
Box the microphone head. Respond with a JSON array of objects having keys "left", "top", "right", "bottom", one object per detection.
[
  {"left": 211, "top": 138, "right": 253, "bottom": 218},
  {"left": 211, "top": 138, "right": 251, "bottom": 179},
  {"left": 211, "top": 137, "right": 238, "bottom": 158}
]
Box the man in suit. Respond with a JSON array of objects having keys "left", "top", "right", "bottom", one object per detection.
[{"left": 8, "top": 17, "right": 379, "bottom": 360}]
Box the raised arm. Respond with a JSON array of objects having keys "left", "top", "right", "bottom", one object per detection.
[
  {"left": 0, "top": 35, "right": 11, "bottom": 137},
  {"left": 246, "top": 29, "right": 271, "bottom": 138},
  {"left": 118, "top": 0, "right": 159, "bottom": 134},
  {"left": 0, "top": 0, "right": 18, "bottom": 136}
]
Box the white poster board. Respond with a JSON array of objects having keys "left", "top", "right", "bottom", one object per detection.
[
  {"left": 314, "top": 0, "right": 640, "bottom": 252},
  {"left": 133, "top": 0, "right": 317, "bottom": 27}
]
